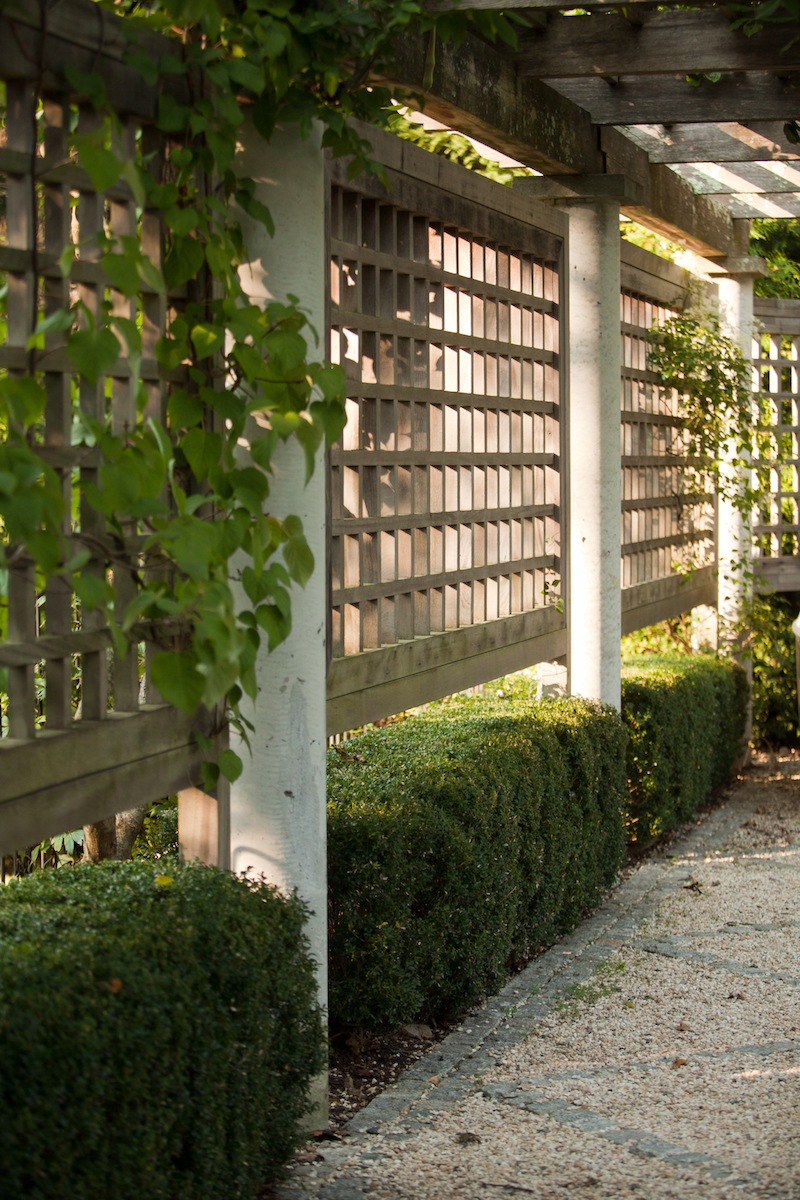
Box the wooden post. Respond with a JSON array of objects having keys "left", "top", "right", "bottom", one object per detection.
[
  {"left": 717, "top": 262, "right": 758, "bottom": 756},
  {"left": 560, "top": 200, "right": 623, "bottom": 709},
  {"left": 227, "top": 120, "right": 329, "bottom": 1125}
]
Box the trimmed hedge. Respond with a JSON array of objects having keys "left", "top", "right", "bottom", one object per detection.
[
  {"left": 0, "top": 862, "right": 324, "bottom": 1200},
  {"left": 622, "top": 654, "right": 748, "bottom": 847},
  {"left": 328, "top": 690, "right": 628, "bottom": 1028}
]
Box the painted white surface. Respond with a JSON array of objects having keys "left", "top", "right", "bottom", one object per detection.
[
  {"left": 230, "top": 122, "right": 329, "bottom": 1062},
  {"left": 717, "top": 273, "right": 755, "bottom": 646},
  {"left": 563, "top": 204, "right": 622, "bottom": 709}
]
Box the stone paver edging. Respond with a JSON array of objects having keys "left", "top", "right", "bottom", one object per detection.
[{"left": 277, "top": 770, "right": 800, "bottom": 1200}]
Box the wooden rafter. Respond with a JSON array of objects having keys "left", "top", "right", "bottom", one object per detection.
[
  {"left": 516, "top": 10, "right": 800, "bottom": 79},
  {"left": 548, "top": 73, "right": 800, "bottom": 127},
  {"left": 621, "top": 122, "right": 800, "bottom": 164}
]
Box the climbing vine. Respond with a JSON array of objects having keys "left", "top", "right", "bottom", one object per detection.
[
  {"left": 647, "top": 310, "right": 775, "bottom": 586},
  {"left": 0, "top": 0, "right": 518, "bottom": 784}
]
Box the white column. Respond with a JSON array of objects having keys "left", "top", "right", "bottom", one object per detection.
[
  {"left": 230, "top": 120, "right": 329, "bottom": 1118},
  {"left": 716, "top": 272, "right": 755, "bottom": 649},
  {"left": 562, "top": 202, "right": 622, "bottom": 709}
]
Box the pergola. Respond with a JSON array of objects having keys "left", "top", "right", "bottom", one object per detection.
[{"left": 381, "top": 2, "right": 800, "bottom": 256}]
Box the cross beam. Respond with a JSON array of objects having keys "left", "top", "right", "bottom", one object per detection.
[
  {"left": 516, "top": 10, "right": 800, "bottom": 79},
  {"left": 548, "top": 73, "right": 800, "bottom": 127}
]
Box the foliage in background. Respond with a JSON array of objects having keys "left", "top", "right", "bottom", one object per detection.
[
  {"left": 0, "top": 862, "right": 324, "bottom": 1198},
  {"left": 386, "top": 108, "right": 531, "bottom": 186},
  {"left": 0, "top": 0, "right": 518, "bottom": 784},
  {"left": 748, "top": 590, "right": 800, "bottom": 746},
  {"left": 622, "top": 655, "right": 748, "bottom": 846},
  {"left": 620, "top": 219, "right": 683, "bottom": 262},
  {"left": 750, "top": 218, "right": 800, "bottom": 297},
  {"left": 621, "top": 613, "right": 696, "bottom": 659},
  {"left": 328, "top": 685, "right": 628, "bottom": 1028},
  {"left": 132, "top": 796, "right": 179, "bottom": 860}
]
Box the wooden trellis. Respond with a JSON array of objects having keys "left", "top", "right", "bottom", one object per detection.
[
  {"left": 325, "top": 127, "right": 568, "bottom": 733},
  {"left": 752, "top": 296, "right": 800, "bottom": 593},
  {"left": 619, "top": 241, "right": 718, "bottom": 634},
  {"left": 0, "top": 74, "right": 219, "bottom": 857}
]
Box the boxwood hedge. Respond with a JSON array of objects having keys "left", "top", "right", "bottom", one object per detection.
[
  {"left": 0, "top": 862, "right": 324, "bottom": 1200},
  {"left": 328, "top": 690, "right": 628, "bottom": 1028},
  {"left": 621, "top": 654, "right": 748, "bottom": 847}
]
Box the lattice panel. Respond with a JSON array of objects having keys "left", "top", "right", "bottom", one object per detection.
[
  {"left": 0, "top": 82, "right": 170, "bottom": 740},
  {"left": 328, "top": 184, "right": 563, "bottom": 658},
  {"left": 620, "top": 290, "right": 715, "bottom": 588},
  {"left": 752, "top": 328, "right": 799, "bottom": 560}
]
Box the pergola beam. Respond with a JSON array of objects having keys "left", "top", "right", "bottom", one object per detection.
[
  {"left": 378, "top": 30, "right": 740, "bottom": 256},
  {"left": 374, "top": 28, "right": 598, "bottom": 175},
  {"left": 548, "top": 73, "right": 800, "bottom": 127},
  {"left": 516, "top": 10, "right": 800, "bottom": 79},
  {"left": 622, "top": 121, "right": 800, "bottom": 164}
]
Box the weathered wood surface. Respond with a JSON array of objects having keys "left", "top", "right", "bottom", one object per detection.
[
  {"left": 0, "top": 705, "right": 219, "bottom": 853},
  {"left": 372, "top": 27, "right": 597, "bottom": 176},
  {"left": 0, "top": 0, "right": 188, "bottom": 117},
  {"left": 327, "top": 607, "right": 566, "bottom": 734},
  {"left": 549, "top": 74, "right": 800, "bottom": 128},
  {"left": 621, "top": 568, "right": 717, "bottom": 636},
  {"left": 516, "top": 10, "right": 800, "bottom": 79},
  {"left": 621, "top": 121, "right": 800, "bottom": 167}
]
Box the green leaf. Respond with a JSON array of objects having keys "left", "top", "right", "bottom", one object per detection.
[
  {"left": 164, "top": 236, "right": 205, "bottom": 290},
  {"left": 255, "top": 602, "right": 292, "bottom": 650},
  {"left": 218, "top": 748, "right": 243, "bottom": 782},
  {"left": 157, "top": 94, "right": 193, "bottom": 133},
  {"left": 67, "top": 328, "right": 120, "bottom": 385},
  {"left": 150, "top": 650, "right": 205, "bottom": 713},
  {"left": 191, "top": 323, "right": 226, "bottom": 360},
  {"left": 227, "top": 59, "right": 266, "bottom": 93},
  {"left": 0, "top": 376, "right": 47, "bottom": 426},
  {"left": 201, "top": 761, "right": 221, "bottom": 791},
  {"left": 73, "top": 137, "right": 122, "bottom": 193},
  {"left": 283, "top": 514, "right": 314, "bottom": 586},
  {"left": 64, "top": 65, "right": 106, "bottom": 109},
  {"left": 164, "top": 206, "right": 200, "bottom": 236},
  {"left": 168, "top": 389, "right": 204, "bottom": 429},
  {"left": 121, "top": 50, "right": 159, "bottom": 86},
  {"left": 181, "top": 428, "right": 222, "bottom": 482}
]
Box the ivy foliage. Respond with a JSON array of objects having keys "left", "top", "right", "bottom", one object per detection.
[
  {"left": 647, "top": 309, "right": 774, "bottom": 579},
  {"left": 0, "top": 0, "right": 517, "bottom": 781}
]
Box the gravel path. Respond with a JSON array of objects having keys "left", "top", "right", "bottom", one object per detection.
[{"left": 278, "top": 755, "right": 800, "bottom": 1200}]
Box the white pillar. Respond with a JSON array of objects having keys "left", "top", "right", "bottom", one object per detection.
[
  {"left": 230, "top": 120, "right": 329, "bottom": 1119},
  {"left": 716, "top": 272, "right": 755, "bottom": 649},
  {"left": 562, "top": 202, "right": 622, "bottom": 709}
]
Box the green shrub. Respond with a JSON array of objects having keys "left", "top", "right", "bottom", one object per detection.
[
  {"left": 621, "top": 654, "right": 748, "bottom": 847},
  {"left": 327, "top": 686, "right": 628, "bottom": 1028},
  {"left": 0, "top": 862, "right": 324, "bottom": 1200}
]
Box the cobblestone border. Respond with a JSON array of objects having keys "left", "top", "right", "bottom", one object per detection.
[{"left": 276, "top": 788, "right": 765, "bottom": 1199}]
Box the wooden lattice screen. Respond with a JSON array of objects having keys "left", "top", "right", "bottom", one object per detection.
[
  {"left": 325, "top": 127, "right": 568, "bottom": 733},
  {"left": 619, "top": 241, "right": 718, "bottom": 634},
  {"left": 0, "top": 48, "right": 217, "bottom": 856},
  {"left": 752, "top": 297, "right": 800, "bottom": 593}
]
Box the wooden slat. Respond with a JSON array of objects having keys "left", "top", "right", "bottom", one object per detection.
[
  {"left": 42, "top": 96, "right": 74, "bottom": 731},
  {"left": 327, "top": 606, "right": 566, "bottom": 734},
  {"left": 0, "top": 706, "right": 219, "bottom": 855},
  {"left": 516, "top": 10, "right": 800, "bottom": 79},
  {"left": 75, "top": 105, "right": 109, "bottom": 722},
  {"left": 621, "top": 567, "right": 717, "bottom": 636},
  {"left": 0, "top": 629, "right": 113, "bottom": 668},
  {"left": 546, "top": 74, "right": 800, "bottom": 128}
]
